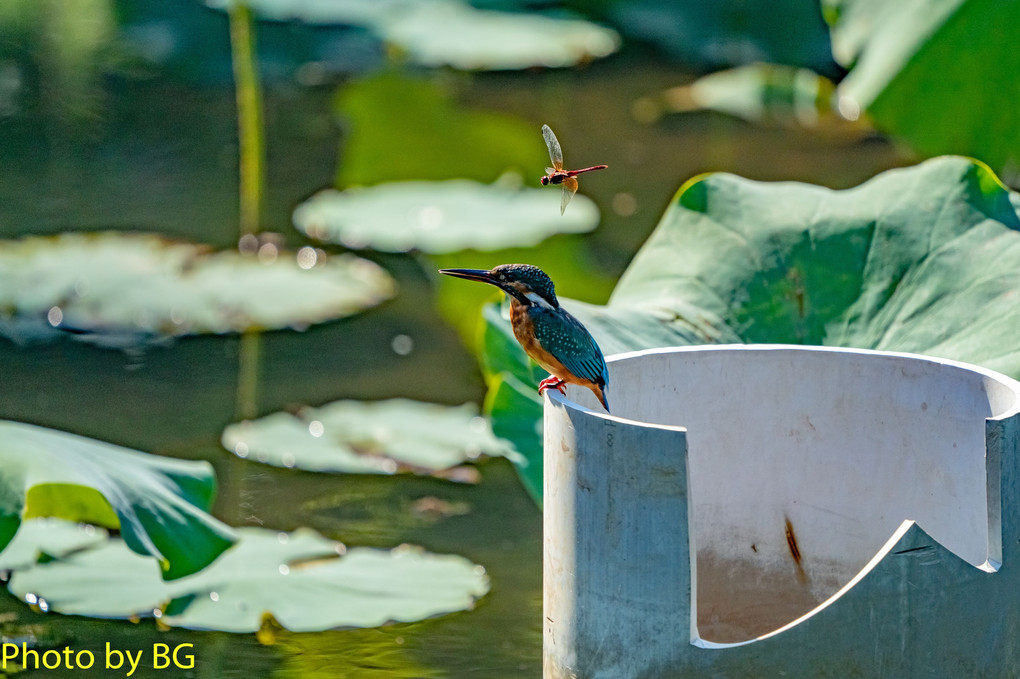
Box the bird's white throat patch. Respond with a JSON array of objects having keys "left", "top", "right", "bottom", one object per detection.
[{"left": 526, "top": 292, "right": 555, "bottom": 310}]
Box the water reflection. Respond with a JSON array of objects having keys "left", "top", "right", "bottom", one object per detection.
[{"left": 0, "top": 0, "right": 118, "bottom": 126}]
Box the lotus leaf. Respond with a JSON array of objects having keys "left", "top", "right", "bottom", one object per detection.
[
  {"left": 208, "top": 0, "right": 619, "bottom": 70},
  {"left": 644, "top": 64, "right": 841, "bottom": 129},
  {"left": 481, "top": 157, "right": 1020, "bottom": 501},
  {"left": 826, "top": 0, "right": 1020, "bottom": 172},
  {"left": 222, "top": 398, "right": 520, "bottom": 475},
  {"left": 205, "top": 0, "right": 398, "bottom": 25},
  {"left": 9, "top": 527, "right": 490, "bottom": 633},
  {"left": 293, "top": 180, "right": 599, "bottom": 253},
  {"left": 482, "top": 374, "right": 541, "bottom": 504},
  {"left": 0, "top": 519, "right": 107, "bottom": 572},
  {"left": 0, "top": 421, "right": 235, "bottom": 579},
  {"left": 604, "top": 0, "right": 836, "bottom": 73},
  {"left": 0, "top": 232, "right": 395, "bottom": 346},
  {"left": 378, "top": 1, "right": 619, "bottom": 71}
]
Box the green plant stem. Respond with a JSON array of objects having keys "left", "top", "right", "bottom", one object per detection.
[
  {"left": 229, "top": 1, "right": 265, "bottom": 418},
  {"left": 228, "top": 1, "right": 264, "bottom": 237},
  {"left": 236, "top": 330, "right": 261, "bottom": 421},
  {"left": 229, "top": 2, "right": 265, "bottom": 419}
]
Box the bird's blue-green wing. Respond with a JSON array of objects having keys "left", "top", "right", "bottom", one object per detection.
[{"left": 530, "top": 306, "right": 608, "bottom": 388}]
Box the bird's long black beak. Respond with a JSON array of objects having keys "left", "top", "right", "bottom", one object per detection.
[{"left": 438, "top": 268, "right": 499, "bottom": 286}]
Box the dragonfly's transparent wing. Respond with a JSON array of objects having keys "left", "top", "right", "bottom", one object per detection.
[
  {"left": 561, "top": 176, "right": 579, "bottom": 215},
  {"left": 542, "top": 124, "right": 564, "bottom": 171}
]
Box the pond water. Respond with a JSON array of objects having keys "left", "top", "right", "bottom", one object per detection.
[{"left": 0, "top": 7, "right": 907, "bottom": 676}]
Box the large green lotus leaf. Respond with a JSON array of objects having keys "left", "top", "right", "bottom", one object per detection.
[
  {"left": 0, "top": 519, "right": 107, "bottom": 572},
  {"left": 0, "top": 232, "right": 395, "bottom": 346},
  {"left": 9, "top": 527, "right": 490, "bottom": 633},
  {"left": 482, "top": 374, "right": 542, "bottom": 505},
  {"left": 0, "top": 421, "right": 236, "bottom": 579},
  {"left": 482, "top": 156, "right": 1020, "bottom": 499},
  {"left": 335, "top": 71, "right": 546, "bottom": 186},
  {"left": 293, "top": 179, "right": 599, "bottom": 253},
  {"left": 475, "top": 303, "right": 541, "bottom": 506},
  {"left": 602, "top": 0, "right": 836, "bottom": 73},
  {"left": 608, "top": 156, "right": 1020, "bottom": 372},
  {"left": 209, "top": 0, "right": 619, "bottom": 70},
  {"left": 826, "top": 0, "right": 1020, "bottom": 172},
  {"left": 222, "top": 398, "right": 520, "bottom": 475}
]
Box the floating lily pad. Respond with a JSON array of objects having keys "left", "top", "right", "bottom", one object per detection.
[
  {"left": 0, "top": 519, "right": 107, "bottom": 572},
  {"left": 0, "top": 420, "right": 235, "bottom": 579},
  {"left": 208, "top": 0, "right": 619, "bottom": 70},
  {"left": 222, "top": 398, "right": 519, "bottom": 475},
  {"left": 827, "top": 0, "right": 1020, "bottom": 172},
  {"left": 0, "top": 232, "right": 395, "bottom": 346},
  {"left": 378, "top": 1, "right": 619, "bottom": 70},
  {"left": 9, "top": 527, "right": 490, "bottom": 633},
  {"left": 639, "top": 63, "right": 849, "bottom": 131},
  {"left": 294, "top": 180, "right": 599, "bottom": 254},
  {"left": 480, "top": 157, "right": 1020, "bottom": 503},
  {"left": 205, "top": 0, "right": 398, "bottom": 25}
]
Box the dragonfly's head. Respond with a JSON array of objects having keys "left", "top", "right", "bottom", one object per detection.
[{"left": 540, "top": 175, "right": 551, "bottom": 186}]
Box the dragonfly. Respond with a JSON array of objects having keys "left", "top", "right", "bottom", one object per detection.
[{"left": 540, "top": 124, "right": 608, "bottom": 215}]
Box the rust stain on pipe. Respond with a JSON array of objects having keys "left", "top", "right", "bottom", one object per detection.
[{"left": 785, "top": 515, "right": 809, "bottom": 584}]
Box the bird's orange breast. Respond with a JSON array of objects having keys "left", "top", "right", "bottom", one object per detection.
[
  {"left": 510, "top": 300, "right": 569, "bottom": 378},
  {"left": 509, "top": 298, "right": 610, "bottom": 411},
  {"left": 511, "top": 299, "right": 601, "bottom": 391}
]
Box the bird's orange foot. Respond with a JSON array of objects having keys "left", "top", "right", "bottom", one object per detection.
[{"left": 538, "top": 376, "right": 567, "bottom": 396}]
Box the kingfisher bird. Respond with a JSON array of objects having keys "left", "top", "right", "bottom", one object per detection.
[{"left": 440, "top": 264, "right": 610, "bottom": 412}]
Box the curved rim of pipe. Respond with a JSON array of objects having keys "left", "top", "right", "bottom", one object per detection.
[{"left": 547, "top": 344, "right": 1020, "bottom": 423}]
